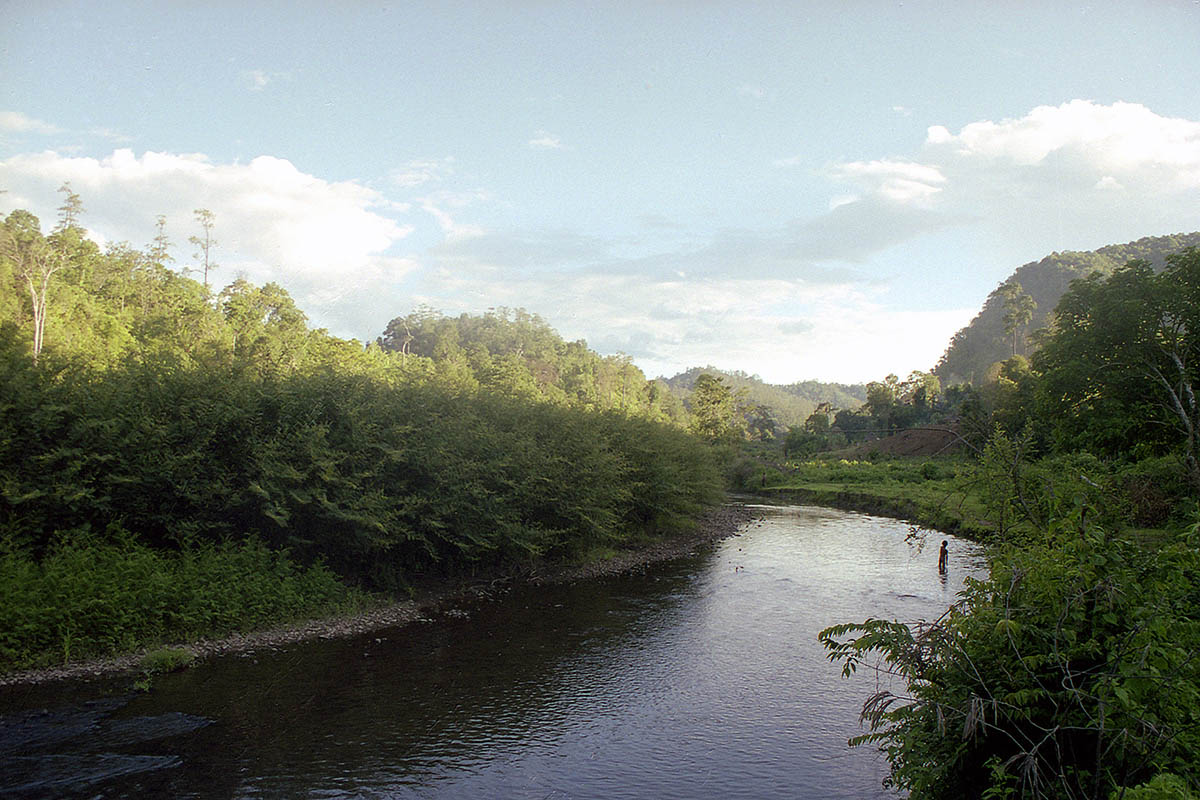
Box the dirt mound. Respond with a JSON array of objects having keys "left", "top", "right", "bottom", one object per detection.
[{"left": 847, "top": 426, "right": 965, "bottom": 458}]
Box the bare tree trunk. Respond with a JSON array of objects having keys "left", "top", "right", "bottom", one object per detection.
[{"left": 14, "top": 240, "right": 62, "bottom": 365}]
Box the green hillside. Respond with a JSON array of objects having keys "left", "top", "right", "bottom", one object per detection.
[
  {"left": 935, "top": 232, "right": 1200, "bottom": 385},
  {"left": 661, "top": 366, "right": 866, "bottom": 430}
]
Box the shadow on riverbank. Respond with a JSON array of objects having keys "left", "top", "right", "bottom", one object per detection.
[{"left": 0, "top": 504, "right": 758, "bottom": 689}]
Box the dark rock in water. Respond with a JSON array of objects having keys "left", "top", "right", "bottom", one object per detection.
[
  {"left": 0, "top": 697, "right": 128, "bottom": 756},
  {"left": 2, "top": 752, "right": 183, "bottom": 795},
  {"left": 94, "top": 711, "right": 212, "bottom": 749},
  {"left": 0, "top": 698, "right": 210, "bottom": 796}
]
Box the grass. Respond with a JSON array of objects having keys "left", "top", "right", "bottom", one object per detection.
[
  {"left": 756, "top": 451, "right": 1193, "bottom": 548},
  {"left": 762, "top": 457, "right": 995, "bottom": 540},
  {"left": 0, "top": 533, "right": 379, "bottom": 674}
]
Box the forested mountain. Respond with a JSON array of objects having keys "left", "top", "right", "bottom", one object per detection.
[
  {"left": 1, "top": 200, "right": 728, "bottom": 671},
  {"left": 661, "top": 366, "right": 866, "bottom": 430},
  {"left": 935, "top": 232, "right": 1200, "bottom": 385},
  {"left": 377, "top": 307, "right": 685, "bottom": 422}
]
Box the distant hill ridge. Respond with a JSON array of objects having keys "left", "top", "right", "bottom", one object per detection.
[
  {"left": 661, "top": 366, "right": 866, "bottom": 429},
  {"left": 935, "top": 232, "right": 1200, "bottom": 386}
]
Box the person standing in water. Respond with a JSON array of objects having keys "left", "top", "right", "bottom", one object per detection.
[{"left": 938, "top": 540, "right": 949, "bottom": 574}]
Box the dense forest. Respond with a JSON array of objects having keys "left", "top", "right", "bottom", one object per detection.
[
  {"left": 935, "top": 232, "right": 1200, "bottom": 386},
  {"left": 815, "top": 247, "right": 1200, "bottom": 799},
  {"left": 4, "top": 186, "right": 1200, "bottom": 798},
  {"left": 660, "top": 366, "right": 865, "bottom": 432},
  {"left": 0, "top": 192, "right": 727, "bottom": 671}
]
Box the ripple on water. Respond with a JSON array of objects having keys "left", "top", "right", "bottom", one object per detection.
[{"left": 2, "top": 505, "right": 984, "bottom": 799}]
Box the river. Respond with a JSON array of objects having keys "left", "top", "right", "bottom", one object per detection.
[{"left": 0, "top": 503, "right": 985, "bottom": 799}]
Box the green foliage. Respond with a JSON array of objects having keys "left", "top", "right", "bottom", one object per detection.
[
  {"left": 662, "top": 366, "right": 866, "bottom": 431},
  {"left": 0, "top": 533, "right": 364, "bottom": 672},
  {"left": 821, "top": 519, "right": 1200, "bottom": 799},
  {"left": 936, "top": 232, "right": 1200, "bottom": 386},
  {"left": 1117, "top": 774, "right": 1199, "bottom": 800},
  {"left": 688, "top": 373, "right": 746, "bottom": 441},
  {"left": 377, "top": 307, "right": 676, "bottom": 419},
  {"left": 1034, "top": 250, "right": 1200, "bottom": 492},
  {"left": 0, "top": 204, "right": 728, "bottom": 672},
  {"left": 139, "top": 646, "right": 194, "bottom": 675}
]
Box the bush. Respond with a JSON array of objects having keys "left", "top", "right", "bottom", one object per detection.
[
  {"left": 139, "top": 647, "right": 194, "bottom": 675},
  {"left": 0, "top": 533, "right": 366, "bottom": 673},
  {"left": 821, "top": 518, "right": 1200, "bottom": 799}
]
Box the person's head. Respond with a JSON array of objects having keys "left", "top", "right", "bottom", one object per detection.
[{"left": 941, "top": 540, "right": 947, "bottom": 548}]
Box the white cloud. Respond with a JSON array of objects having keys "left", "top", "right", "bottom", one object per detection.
[
  {"left": 0, "top": 111, "right": 62, "bottom": 135},
  {"left": 932, "top": 101, "right": 1200, "bottom": 178},
  {"left": 391, "top": 157, "right": 456, "bottom": 188},
  {"left": 827, "top": 100, "right": 1200, "bottom": 258},
  {"left": 0, "top": 149, "right": 415, "bottom": 332},
  {"left": 827, "top": 159, "right": 946, "bottom": 204},
  {"left": 242, "top": 69, "right": 291, "bottom": 91},
  {"left": 411, "top": 250, "right": 968, "bottom": 382},
  {"left": 528, "top": 130, "right": 565, "bottom": 150}
]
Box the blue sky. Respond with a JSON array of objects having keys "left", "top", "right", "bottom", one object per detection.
[{"left": 2, "top": 1, "right": 1199, "bottom": 382}]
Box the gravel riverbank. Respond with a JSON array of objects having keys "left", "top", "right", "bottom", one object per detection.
[{"left": 0, "top": 502, "right": 758, "bottom": 688}]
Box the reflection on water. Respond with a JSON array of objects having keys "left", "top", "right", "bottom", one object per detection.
[{"left": 0, "top": 504, "right": 984, "bottom": 799}]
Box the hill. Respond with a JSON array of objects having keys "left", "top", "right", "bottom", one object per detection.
[
  {"left": 661, "top": 366, "right": 866, "bottom": 430},
  {"left": 935, "top": 232, "right": 1200, "bottom": 385}
]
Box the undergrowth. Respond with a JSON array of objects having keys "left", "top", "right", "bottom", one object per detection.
[{"left": 0, "top": 530, "right": 375, "bottom": 673}]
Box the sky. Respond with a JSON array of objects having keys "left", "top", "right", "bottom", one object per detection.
[{"left": 2, "top": 1, "right": 1199, "bottom": 384}]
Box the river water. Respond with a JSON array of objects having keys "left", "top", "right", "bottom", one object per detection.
[{"left": 1, "top": 503, "right": 984, "bottom": 799}]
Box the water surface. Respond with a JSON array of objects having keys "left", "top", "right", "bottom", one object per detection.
[{"left": 1, "top": 504, "right": 984, "bottom": 798}]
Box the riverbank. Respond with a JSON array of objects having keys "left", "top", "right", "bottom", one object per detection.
[
  {"left": 758, "top": 486, "right": 992, "bottom": 541},
  {"left": 0, "top": 503, "right": 758, "bottom": 688},
  {"left": 754, "top": 458, "right": 994, "bottom": 542}
]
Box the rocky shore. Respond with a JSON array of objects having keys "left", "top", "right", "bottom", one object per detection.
[{"left": 0, "top": 502, "right": 757, "bottom": 688}]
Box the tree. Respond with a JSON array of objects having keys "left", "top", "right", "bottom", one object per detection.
[
  {"left": 148, "top": 214, "right": 173, "bottom": 267},
  {"left": 54, "top": 182, "right": 84, "bottom": 232},
  {"left": 2, "top": 212, "right": 63, "bottom": 364},
  {"left": 689, "top": 373, "right": 744, "bottom": 441},
  {"left": 189, "top": 209, "right": 218, "bottom": 291},
  {"left": 805, "top": 402, "right": 833, "bottom": 434},
  {"left": 744, "top": 403, "right": 779, "bottom": 441},
  {"left": 999, "top": 281, "right": 1037, "bottom": 356},
  {"left": 1035, "top": 251, "right": 1200, "bottom": 492},
  {"left": 901, "top": 371, "right": 941, "bottom": 412},
  {"left": 865, "top": 374, "right": 901, "bottom": 432}
]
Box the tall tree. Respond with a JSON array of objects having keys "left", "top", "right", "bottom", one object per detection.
[
  {"left": 54, "top": 182, "right": 84, "bottom": 232},
  {"left": 865, "top": 373, "right": 901, "bottom": 431},
  {"left": 189, "top": 208, "right": 218, "bottom": 291},
  {"left": 689, "top": 373, "right": 745, "bottom": 441},
  {"left": 2, "top": 227, "right": 61, "bottom": 364},
  {"left": 148, "top": 214, "right": 173, "bottom": 266},
  {"left": 999, "top": 281, "right": 1037, "bottom": 356}
]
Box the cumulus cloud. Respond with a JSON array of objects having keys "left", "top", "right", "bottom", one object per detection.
[
  {"left": 824, "top": 100, "right": 1200, "bottom": 259},
  {"left": 929, "top": 100, "right": 1200, "bottom": 179},
  {"left": 0, "top": 148, "right": 416, "bottom": 336}
]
